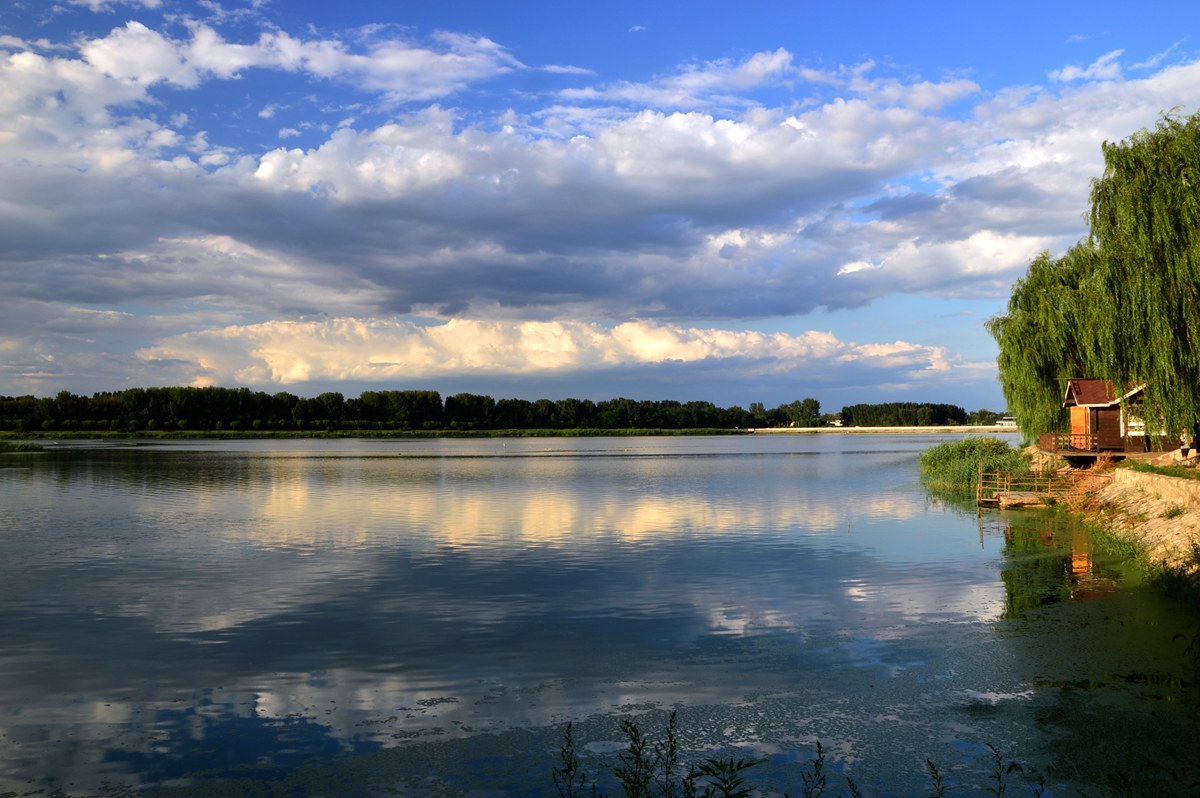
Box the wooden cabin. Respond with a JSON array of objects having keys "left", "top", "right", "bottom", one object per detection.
[
  {"left": 1039, "top": 379, "right": 1164, "bottom": 457},
  {"left": 1065, "top": 379, "right": 1134, "bottom": 450}
]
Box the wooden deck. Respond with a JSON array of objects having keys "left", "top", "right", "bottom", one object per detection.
[{"left": 1037, "top": 431, "right": 1170, "bottom": 460}]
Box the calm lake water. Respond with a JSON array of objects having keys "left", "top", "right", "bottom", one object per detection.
[{"left": 1, "top": 434, "right": 1197, "bottom": 797}]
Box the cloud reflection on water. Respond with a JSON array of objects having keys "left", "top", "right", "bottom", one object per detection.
[{"left": 0, "top": 436, "right": 1035, "bottom": 794}]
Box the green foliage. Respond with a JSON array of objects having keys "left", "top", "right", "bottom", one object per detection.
[
  {"left": 990, "top": 110, "right": 1200, "bottom": 439},
  {"left": 986, "top": 245, "right": 1102, "bottom": 440},
  {"left": 0, "top": 439, "right": 43, "bottom": 452},
  {"left": 3, "top": 388, "right": 1001, "bottom": 434},
  {"left": 782, "top": 397, "right": 823, "bottom": 427},
  {"left": 840, "top": 402, "right": 967, "bottom": 427},
  {"left": 969, "top": 408, "right": 1004, "bottom": 425},
  {"left": 1089, "top": 112, "right": 1200, "bottom": 434},
  {"left": 1126, "top": 459, "right": 1200, "bottom": 482},
  {"left": 919, "top": 437, "right": 1029, "bottom": 492},
  {"left": 0, "top": 388, "right": 831, "bottom": 433}
]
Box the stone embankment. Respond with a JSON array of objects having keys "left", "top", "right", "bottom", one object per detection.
[{"left": 1074, "top": 463, "right": 1200, "bottom": 584}]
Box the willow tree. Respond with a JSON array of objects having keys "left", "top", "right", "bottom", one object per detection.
[
  {"left": 1087, "top": 111, "right": 1200, "bottom": 433},
  {"left": 990, "top": 110, "right": 1200, "bottom": 438},
  {"left": 986, "top": 243, "right": 1104, "bottom": 438}
]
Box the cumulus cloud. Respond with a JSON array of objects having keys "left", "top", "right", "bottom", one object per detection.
[
  {"left": 136, "top": 317, "right": 947, "bottom": 387},
  {"left": 72, "top": 20, "right": 520, "bottom": 100}
]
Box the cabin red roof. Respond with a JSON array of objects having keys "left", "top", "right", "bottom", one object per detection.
[{"left": 1062, "top": 379, "right": 1143, "bottom": 408}]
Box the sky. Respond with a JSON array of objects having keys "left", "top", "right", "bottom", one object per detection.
[{"left": 2, "top": 1, "right": 1199, "bottom": 413}]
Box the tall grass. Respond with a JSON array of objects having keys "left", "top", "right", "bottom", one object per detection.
[{"left": 919, "top": 436, "right": 1029, "bottom": 493}]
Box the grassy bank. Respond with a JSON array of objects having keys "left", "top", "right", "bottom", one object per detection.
[{"left": 1125, "top": 459, "right": 1200, "bottom": 482}]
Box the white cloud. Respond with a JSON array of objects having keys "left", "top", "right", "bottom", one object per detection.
[
  {"left": 1049, "top": 49, "right": 1124, "bottom": 82},
  {"left": 838, "top": 260, "right": 877, "bottom": 276},
  {"left": 1132, "top": 41, "right": 1184, "bottom": 71},
  {"left": 81, "top": 21, "right": 198, "bottom": 87},
  {"left": 137, "top": 317, "right": 943, "bottom": 387},
  {"left": 71, "top": 21, "right": 520, "bottom": 100},
  {"left": 558, "top": 48, "right": 797, "bottom": 109}
]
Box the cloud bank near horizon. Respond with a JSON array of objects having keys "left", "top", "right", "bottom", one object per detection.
[{"left": 137, "top": 316, "right": 967, "bottom": 388}]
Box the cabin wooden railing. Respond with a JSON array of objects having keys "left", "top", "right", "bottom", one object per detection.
[
  {"left": 1038, "top": 432, "right": 1096, "bottom": 452},
  {"left": 1038, "top": 431, "right": 1171, "bottom": 454}
]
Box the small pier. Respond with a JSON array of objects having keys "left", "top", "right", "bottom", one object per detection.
[{"left": 977, "top": 467, "right": 1080, "bottom": 508}]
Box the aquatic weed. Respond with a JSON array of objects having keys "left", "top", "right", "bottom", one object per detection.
[
  {"left": 613, "top": 718, "right": 662, "bottom": 798},
  {"left": 553, "top": 722, "right": 595, "bottom": 798},
  {"left": 985, "top": 743, "right": 1023, "bottom": 798},
  {"left": 550, "top": 720, "right": 1083, "bottom": 798},
  {"left": 926, "top": 758, "right": 947, "bottom": 798},
  {"left": 653, "top": 711, "right": 695, "bottom": 798},
  {"left": 795, "top": 740, "right": 827, "bottom": 798},
  {"left": 694, "top": 754, "right": 758, "bottom": 798}
]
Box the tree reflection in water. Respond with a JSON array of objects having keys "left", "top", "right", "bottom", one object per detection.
[{"left": 995, "top": 511, "right": 1119, "bottom": 619}]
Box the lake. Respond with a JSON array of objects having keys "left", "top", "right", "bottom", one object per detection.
[{"left": 1, "top": 434, "right": 1197, "bottom": 796}]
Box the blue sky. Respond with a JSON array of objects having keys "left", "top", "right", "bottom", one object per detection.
[{"left": 2, "top": 1, "right": 1199, "bottom": 412}]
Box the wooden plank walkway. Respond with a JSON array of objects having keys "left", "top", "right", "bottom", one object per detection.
[{"left": 995, "top": 490, "right": 1050, "bottom": 508}]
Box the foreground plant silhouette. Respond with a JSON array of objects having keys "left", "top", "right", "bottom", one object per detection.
[
  {"left": 553, "top": 713, "right": 857, "bottom": 798},
  {"left": 552, "top": 715, "right": 1065, "bottom": 798},
  {"left": 554, "top": 711, "right": 763, "bottom": 798}
]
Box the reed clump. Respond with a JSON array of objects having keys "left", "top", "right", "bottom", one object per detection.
[
  {"left": 0, "top": 439, "right": 43, "bottom": 452},
  {"left": 920, "top": 436, "right": 1029, "bottom": 493}
]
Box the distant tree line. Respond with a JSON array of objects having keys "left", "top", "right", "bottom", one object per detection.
[
  {"left": 840, "top": 402, "right": 975, "bottom": 427},
  {"left": 0, "top": 387, "right": 996, "bottom": 433}
]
